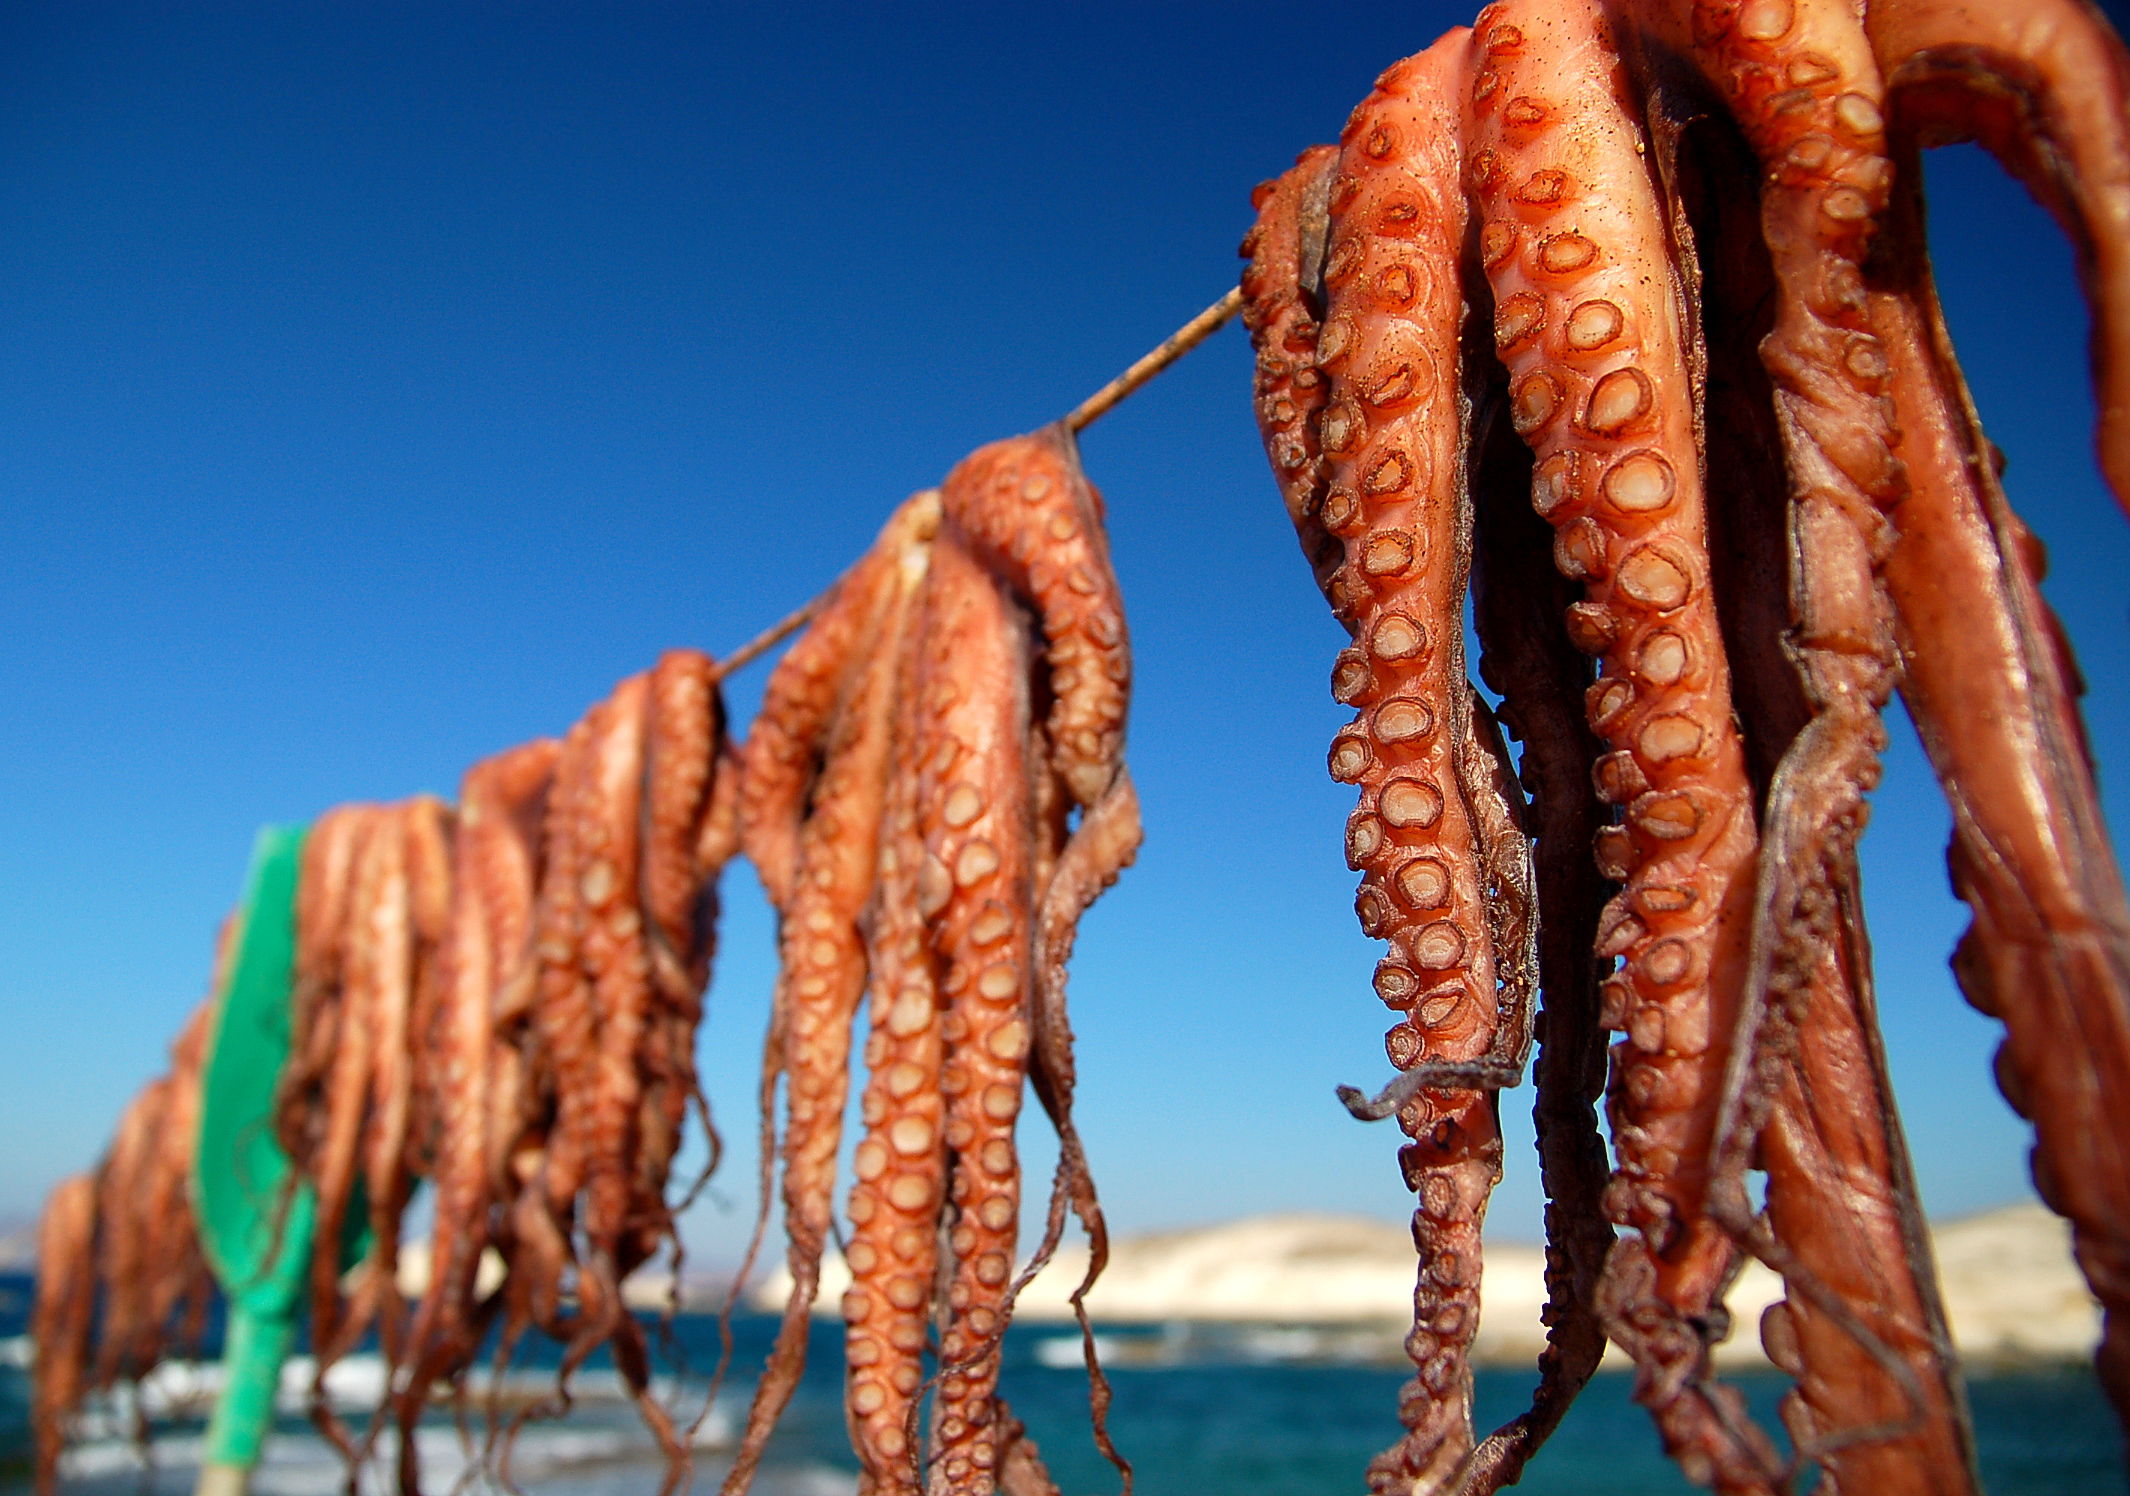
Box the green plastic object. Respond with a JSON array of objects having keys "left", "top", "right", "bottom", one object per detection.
[{"left": 192, "top": 825, "right": 311, "bottom": 1472}]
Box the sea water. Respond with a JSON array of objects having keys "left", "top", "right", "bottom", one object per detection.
[{"left": 0, "top": 1297, "right": 2118, "bottom": 1494}]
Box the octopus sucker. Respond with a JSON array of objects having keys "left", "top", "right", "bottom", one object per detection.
[
  {"left": 1466, "top": 1, "right": 1781, "bottom": 1485},
  {"left": 725, "top": 497, "right": 937, "bottom": 1496},
  {"left": 1866, "top": 144, "right": 2130, "bottom": 1427},
  {"left": 939, "top": 425, "right": 1129, "bottom": 810},
  {"left": 1864, "top": 0, "right": 2130, "bottom": 515},
  {"left": 917, "top": 533, "right": 1038, "bottom": 1494},
  {"left": 1241, "top": 142, "right": 1344, "bottom": 599},
  {"left": 1290, "top": 30, "right": 1541, "bottom": 1493},
  {"left": 842, "top": 635, "right": 947, "bottom": 1496}
]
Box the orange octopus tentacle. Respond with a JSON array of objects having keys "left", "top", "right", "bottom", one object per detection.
[
  {"left": 575, "top": 672, "right": 654, "bottom": 1307},
  {"left": 362, "top": 802, "right": 434, "bottom": 1379},
  {"left": 1464, "top": 387, "right": 1614, "bottom": 1487},
  {"left": 403, "top": 794, "right": 457, "bottom": 1179},
  {"left": 939, "top": 426, "right": 1128, "bottom": 808},
  {"left": 31, "top": 1173, "right": 97, "bottom": 1496},
  {"left": 1310, "top": 32, "right": 1530, "bottom": 1494},
  {"left": 1867, "top": 149, "right": 2130, "bottom": 1432},
  {"left": 1465, "top": 3, "right": 1778, "bottom": 1486},
  {"left": 631, "top": 650, "right": 724, "bottom": 1270},
  {"left": 309, "top": 815, "right": 390, "bottom": 1392},
  {"left": 1015, "top": 765, "right": 1141, "bottom": 1491},
  {"left": 521, "top": 706, "right": 604, "bottom": 1347},
  {"left": 139, "top": 1003, "right": 216, "bottom": 1371},
  {"left": 1240, "top": 143, "right": 1344, "bottom": 600},
  {"left": 277, "top": 804, "right": 377, "bottom": 1176},
  {"left": 844, "top": 609, "right": 946, "bottom": 1496},
  {"left": 1628, "top": 0, "right": 1907, "bottom": 1205},
  {"left": 917, "top": 534, "right": 1037, "bottom": 1496},
  {"left": 724, "top": 496, "right": 936, "bottom": 1496},
  {"left": 739, "top": 537, "right": 918, "bottom": 912},
  {"left": 1866, "top": 0, "right": 2130, "bottom": 516},
  {"left": 1751, "top": 884, "right": 1980, "bottom": 1495},
  {"left": 90, "top": 1078, "right": 169, "bottom": 1389},
  {"left": 642, "top": 649, "right": 723, "bottom": 1007},
  {"left": 395, "top": 741, "right": 556, "bottom": 1495}
]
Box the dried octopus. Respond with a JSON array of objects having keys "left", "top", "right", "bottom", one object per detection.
[
  {"left": 1242, "top": 0, "right": 2130, "bottom": 1491},
  {"left": 30, "top": 999, "right": 217, "bottom": 1496},
  {"left": 30, "top": 653, "right": 733, "bottom": 1496},
  {"left": 728, "top": 423, "right": 1138, "bottom": 1496},
  {"left": 379, "top": 650, "right": 731, "bottom": 1496}
]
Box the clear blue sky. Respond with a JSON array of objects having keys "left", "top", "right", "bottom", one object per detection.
[{"left": 2, "top": 4, "right": 2125, "bottom": 1261}]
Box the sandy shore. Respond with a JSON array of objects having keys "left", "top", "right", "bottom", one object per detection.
[{"left": 749, "top": 1201, "right": 2097, "bottom": 1368}]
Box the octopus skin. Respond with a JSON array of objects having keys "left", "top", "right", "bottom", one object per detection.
[
  {"left": 1865, "top": 0, "right": 2130, "bottom": 517},
  {"left": 939, "top": 425, "right": 1129, "bottom": 810},
  {"left": 726, "top": 500, "right": 937, "bottom": 1496},
  {"left": 842, "top": 633, "right": 950, "bottom": 1496},
  {"left": 31, "top": 1174, "right": 96, "bottom": 1496},
  {"left": 1866, "top": 134, "right": 2130, "bottom": 1431},
  {"left": 1240, "top": 142, "right": 1344, "bottom": 600},
  {"left": 913, "top": 532, "right": 1038, "bottom": 1494},
  {"left": 1464, "top": 327, "right": 1614, "bottom": 1490},
  {"left": 393, "top": 740, "right": 557, "bottom": 1495},
  {"left": 1464, "top": 3, "right": 1781, "bottom": 1486},
  {"left": 1305, "top": 31, "right": 1547, "bottom": 1492}
]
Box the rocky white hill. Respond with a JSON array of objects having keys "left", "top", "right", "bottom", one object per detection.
[{"left": 749, "top": 1202, "right": 2096, "bottom": 1367}]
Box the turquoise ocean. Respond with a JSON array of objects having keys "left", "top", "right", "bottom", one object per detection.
[{"left": 0, "top": 1283, "right": 2118, "bottom": 1494}]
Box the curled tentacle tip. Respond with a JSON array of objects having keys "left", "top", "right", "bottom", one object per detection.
[{"left": 1336, "top": 1079, "right": 1405, "bottom": 1122}]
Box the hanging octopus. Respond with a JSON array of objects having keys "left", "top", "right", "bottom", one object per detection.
[
  {"left": 30, "top": 1000, "right": 218, "bottom": 1496},
  {"left": 727, "top": 423, "right": 1138, "bottom": 1496},
  {"left": 1243, "top": 0, "right": 2130, "bottom": 1491}
]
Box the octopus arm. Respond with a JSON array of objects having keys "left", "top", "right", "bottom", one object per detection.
[
  {"left": 842, "top": 610, "right": 948, "bottom": 1496},
  {"left": 306, "top": 816, "right": 389, "bottom": 1392},
  {"left": 1012, "top": 766, "right": 1140, "bottom": 1490},
  {"left": 1309, "top": 31, "right": 1519, "bottom": 1493},
  {"left": 276, "top": 804, "right": 376, "bottom": 1173},
  {"left": 141, "top": 1003, "right": 216, "bottom": 1364},
  {"left": 1240, "top": 143, "right": 1345, "bottom": 601},
  {"left": 739, "top": 507, "right": 933, "bottom": 910},
  {"left": 1468, "top": 1, "right": 1777, "bottom": 1484},
  {"left": 916, "top": 535, "right": 1038, "bottom": 1493},
  {"left": 1868, "top": 155, "right": 2130, "bottom": 1427},
  {"left": 641, "top": 649, "right": 723, "bottom": 1006},
  {"left": 1462, "top": 386, "right": 1613, "bottom": 1490},
  {"left": 394, "top": 744, "right": 554, "bottom": 1494},
  {"left": 940, "top": 428, "right": 1128, "bottom": 808},
  {"left": 571, "top": 674, "right": 696, "bottom": 1484},
  {"left": 723, "top": 506, "right": 931, "bottom": 1496},
  {"left": 361, "top": 803, "right": 428, "bottom": 1376},
  {"left": 1867, "top": 0, "right": 2130, "bottom": 515},
  {"left": 30, "top": 1173, "right": 97, "bottom": 1496},
  {"left": 516, "top": 708, "right": 603, "bottom": 1352},
  {"left": 1750, "top": 876, "right": 1980, "bottom": 1494},
  {"left": 90, "top": 1079, "right": 168, "bottom": 1389},
  {"left": 402, "top": 796, "right": 457, "bottom": 1181}
]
